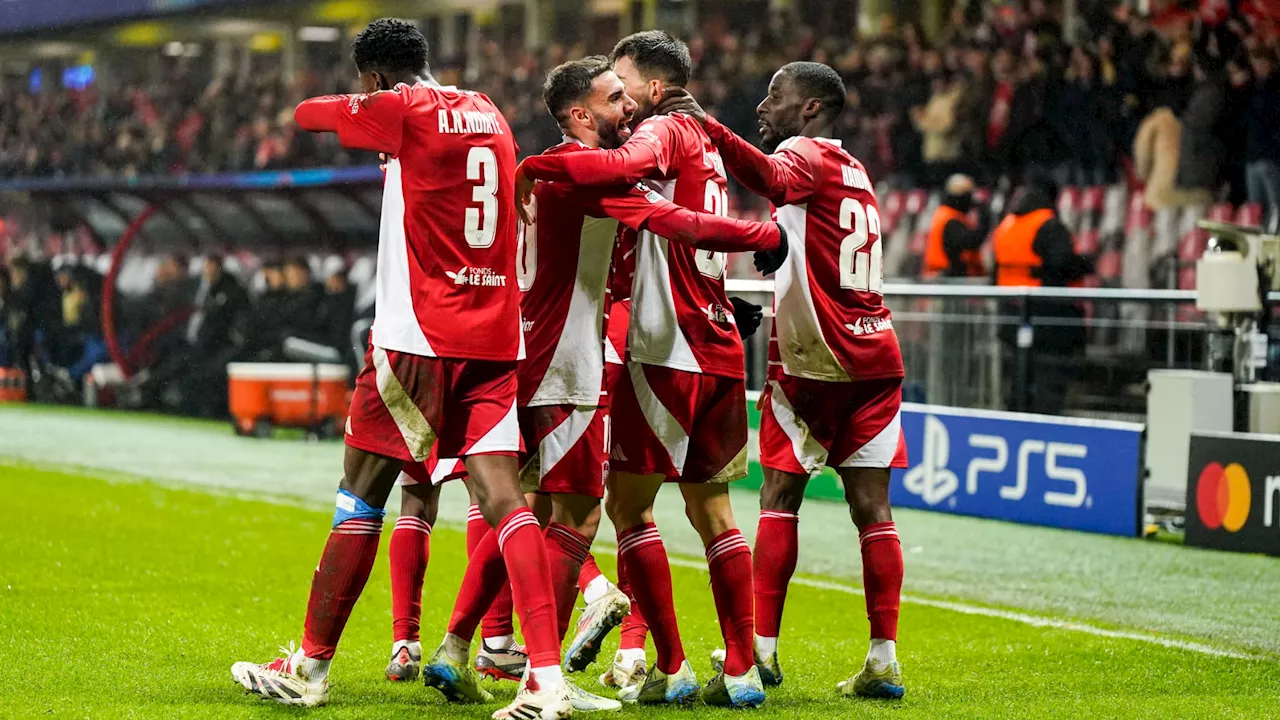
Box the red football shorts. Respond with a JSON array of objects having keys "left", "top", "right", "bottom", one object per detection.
[
  {"left": 517, "top": 404, "right": 609, "bottom": 498},
  {"left": 610, "top": 362, "right": 747, "bottom": 483},
  {"left": 759, "top": 375, "right": 908, "bottom": 475},
  {"left": 398, "top": 444, "right": 465, "bottom": 486},
  {"left": 345, "top": 344, "right": 520, "bottom": 464}
]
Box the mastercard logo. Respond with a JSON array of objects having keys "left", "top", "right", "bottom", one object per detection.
[{"left": 1196, "top": 462, "right": 1252, "bottom": 532}]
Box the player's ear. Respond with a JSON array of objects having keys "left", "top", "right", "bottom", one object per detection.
[
  {"left": 648, "top": 79, "right": 664, "bottom": 105},
  {"left": 802, "top": 97, "right": 823, "bottom": 121},
  {"left": 569, "top": 106, "right": 592, "bottom": 130}
]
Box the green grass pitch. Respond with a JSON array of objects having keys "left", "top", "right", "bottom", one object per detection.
[{"left": 2, "top": 461, "right": 1279, "bottom": 719}]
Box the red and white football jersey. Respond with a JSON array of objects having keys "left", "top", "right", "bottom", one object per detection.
[
  {"left": 704, "top": 118, "right": 903, "bottom": 382},
  {"left": 769, "top": 137, "right": 903, "bottom": 381},
  {"left": 300, "top": 83, "right": 521, "bottom": 360},
  {"left": 518, "top": 137, "right": 782, "bottom": 402},
  {"left": 626, "top": 114, "right": 743, "bottom": 379}
]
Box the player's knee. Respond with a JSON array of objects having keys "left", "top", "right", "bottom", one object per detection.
[
  {"left": 333, "top": 488, "right": 386, "bottom": 528},
  {"left": 841, "top": 471, "right": 892, "bottom": 530},
  {"left": 759, "top": 472, "right": 807, "bottom": 514},
  {"left": 682, "top": 485, "right": 736, "bottom": 544}
]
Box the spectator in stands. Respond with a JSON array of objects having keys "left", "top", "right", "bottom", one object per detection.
[
  {"left": 49, "top": 266, "right": 107, "bottom": 394},
  {"left": 992, "top": 170, "right": 1093, "bottom": 414},
  {"left": 1245, "top": 49, "right": 1280, "bottom": 228},
  {"left": 1060, "top": 46, "right": 1112, "bottom": 185},
  {"left": 955, "top": 42, "right": 995, "bottom": 180},
  {"left": 1000, "top": 50, "right": 1063, "bottom": 183},
  {"left": 911, "top": 70, "right": 965, "bottom": 187},
  {"left": 318, "top": 268, "right": 356, "bottom": 362},
  {"left": 923, "top": 174, "right": 989, "bottom": 279},
  {"left": 1175, "top": 53, "right": 1227, "bottom": 205},
  {"left": 278, "top": 257, "right": 327, "bottom": 346},
  {"left": 127, "top": 254, "right": 194, "bottom": 373},
  {"left": 140, "top": 255, "right": 248, "bottom": 417},
  {"left": 3, "top": 257, "right": 57, "bottom": 388}
]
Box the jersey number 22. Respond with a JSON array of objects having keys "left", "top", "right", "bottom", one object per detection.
[{"left": 839, "top": 197, "right": 883, "bottom": 294}]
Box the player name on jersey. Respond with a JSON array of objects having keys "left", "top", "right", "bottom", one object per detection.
[
  {"left": 841, "top": 163, "right": 872, "bottom": 191},
  {"left": 437, "top": 109, "right": 504, "bottom": 134}
]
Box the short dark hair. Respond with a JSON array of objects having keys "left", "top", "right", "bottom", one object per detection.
[
  {"left": 610, "top": 31, "right": 691, "bottom": 86},
  {"left": 779, "top": 61, "right": 846, "bottom": 120},
  {"left": 543, "top": 56, "right": 613, "bottom": 123},
  {"left": 352, "top": 18, "right": 429, "bottom": 75},
  {"left": 284, "top": 257, "right": 311, "bottom": 274}
]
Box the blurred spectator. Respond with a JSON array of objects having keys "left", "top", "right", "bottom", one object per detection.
[
  {"left": 1245, "top": 50, "right": 1280, "bottom": 226},
  {"left": 50, "top": 266, "right": 106, "bottom": 392},
  {"left": 279, "top": 257, "right": 327, "bottom": 346},
  {"left": 1060, "top": 46, "right": 1112, "bottom": 185},
  {"left": 140, "top": 256, "right": 248, "bottom": 416},
  {"left": 911, "top": 71, "right": 965, "bottom": 186},
  {"left": 3, "top": 257, "right": 58, "bottom": 385},
  {"left": 923, "top": 173, "right": 988, "bottom": 279},
  {"left": 318, "top": 269, "right": 356, "bottom": 361},
  {"left": 1176, "top": 54, "right": 1227, "bottom": 205}
]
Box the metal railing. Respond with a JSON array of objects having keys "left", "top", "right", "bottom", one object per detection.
[{"left": 726, "top": 279, "right": 1215, "bottom": 421}]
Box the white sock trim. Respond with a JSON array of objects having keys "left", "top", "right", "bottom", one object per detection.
[
  {"left": 582, "top": 575, "right": 611, "bottom": 605},
  {"left": 754, "top": 635, "right": 778, "bottom": 657},
  {"left": 867, "top": 638, "right": 897, "bottom": 671}
]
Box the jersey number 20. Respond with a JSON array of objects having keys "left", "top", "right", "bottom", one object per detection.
[
  {"left": 695, "top": 180, "right": 729, "bottom": 279},
  {"left": 839, "top": 197, "right": 883, "bottom": 294},
  {"left": 465, "top": 147, "right": 498, "bottom": 248}
]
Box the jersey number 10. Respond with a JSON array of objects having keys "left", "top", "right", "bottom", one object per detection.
[{"left": 839, "top": 197, "right": 883, "bottom": 294}]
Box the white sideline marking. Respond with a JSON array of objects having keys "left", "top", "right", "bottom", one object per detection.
[{"left": 591, "top": 546, "right": 1257, "bottom": 661}]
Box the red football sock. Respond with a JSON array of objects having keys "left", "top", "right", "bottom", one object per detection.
[
  {"left": 389, "top": 516, "right": 432, "bottom": 643},
  {"left": 447, "top": 528, "right": 509, "bottom": 639},
  {"left": 497, "top": 507, "right": 561, "bottom": 670},
  {"left": 301, "top": 518, "right": 383, "bottom": 660},
  {"left": 859, "top": 522, "right": 903, "bottom": 641},
  {"left": 546, "top": 523, "right": 592, "bottom": 641},
  {"left": 465, "top": 504, "right": 486, "bottom": 555},
  {"left": 615, "top": 550, "right": 649, "bottom": 651},
  {"left": 578, "top": 552, "right": 603, "bottom": 591},
  {"left": 617, "top": 522, "right": 683, "bottom": 674},
  {"left": 753, "top": 511, "right": 799, "bottom": 640},
  {"left": 481, "top": 586, "right": 515, "bottom": 642},
  {"left": 706, "top": 529, "right": 754, "bottom": 676}
]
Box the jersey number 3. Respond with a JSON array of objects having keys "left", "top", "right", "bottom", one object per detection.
[
  {"left": 465, "top": 146, "right": 498, "bottom": 248},
  {"left": 839, "top": 197, "right": 883, "bottom": 294}
]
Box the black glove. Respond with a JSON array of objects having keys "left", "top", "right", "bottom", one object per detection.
[
  {"left": 730, "top": 296, "right": 764, "bottom": 339},
  {"left": 753, "top": 223, "right": 789, "bottom": 276}
]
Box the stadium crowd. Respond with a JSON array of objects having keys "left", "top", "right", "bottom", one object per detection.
[{"left": 1, "top": 1, "right": 1278, "bottom": 210}]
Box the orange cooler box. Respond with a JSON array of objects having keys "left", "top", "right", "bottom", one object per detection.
[
  {"left": 227, "top": 362, "right": 350, "bottom": 436},
  {"left": 0, "top": 368, "right": 27, "bottom": 403}
]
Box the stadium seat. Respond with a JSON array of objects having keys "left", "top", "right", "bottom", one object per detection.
[
  {"left": 1237, "top": 202, "right": 1264, "bottom": 228},
  {"left": 1074, "top": 228, "right": 1101, "bottom": 257},
  {"left": 1058, "top": 186, "right": 1082, "bottom": 233},
  {"left": 1096, "top": 249, "right": 1122, "bottom": 284}
]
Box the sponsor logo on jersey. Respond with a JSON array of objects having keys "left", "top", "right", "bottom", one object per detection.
[
  {"left": 521, "top": 318, "right": 535, "bottom": 332},
  {"left": 845, "top": 317, "right": 894, "bottom": 336},
  {"left": 348, "top": 95, "right": 362, "bottom": 115},
  {"left": 701, "top": 302, "right": 732, "bottom": 324},
  {"left": 446, "top": 266, "right": 509, "bottom": 287}
]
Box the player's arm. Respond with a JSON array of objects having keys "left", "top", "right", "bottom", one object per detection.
[
  {"left": 517, "top": 117, "right": 682, "bottom": 186},
  {"left": 703, "top": 116, "right": 817, "bottom": 207},
  {"left": 293, "top": 91, "right": 406, "bottom": 154},
  {"left": 588, "top": 185, "right": 784, "bottom": 252}
]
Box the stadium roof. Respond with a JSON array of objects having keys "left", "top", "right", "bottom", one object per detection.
[{"left": 0, "top": 0, "right": 254, "bottom": 37}]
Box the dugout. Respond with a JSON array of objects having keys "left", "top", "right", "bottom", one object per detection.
[{"left": 0, "top": 168, "right": 385, "bottom": 423}]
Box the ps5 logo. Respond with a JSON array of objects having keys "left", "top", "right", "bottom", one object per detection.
[
  {"left": 902, "top": 414, "right": 1092, "bottom": 509},
  {"left": 902, "top": 416, "right": 959, "bottom": 506}
]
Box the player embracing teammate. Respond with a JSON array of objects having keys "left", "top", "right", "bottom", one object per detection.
[
  {"left": 658, "top": 63, "right": 909, "bottom": 698},
  {"left": 232, "top": 18, "right": 906, "bottom": 716}
]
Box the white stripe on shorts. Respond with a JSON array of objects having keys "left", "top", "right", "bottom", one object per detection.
[
  {"left": 628, "top": 362, "right": 690, "bottom": 474},
  {"left": 767, "top": 380, "right": 829, "bottom": 475},
  {"left": 372, "top": 346, "right": 437, "bottom": 462}
]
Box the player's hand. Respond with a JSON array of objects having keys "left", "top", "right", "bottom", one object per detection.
[
  {"left": 730, "top": 296, "right": 763, "bottom": 339},
  {"left": 515, "top": 162, "right": 537, "bottom": 225},
  {"left": 655, "top": 87, "right": 707, "bottom": 125},
  {"left": 753, "top": 223, "right": 789, "bottom": 276},
  {"left": 379, "top": 153, "right": 388, "bottom": 173}
]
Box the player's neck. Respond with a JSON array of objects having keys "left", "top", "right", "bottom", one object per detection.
[
  {"left": 384, "top": 71, "right": 433, "bottom": 88},
  {"left": 563, "top": 127, "right": 601, "bottom": 149},
  {"left": 798, "top": 120, "right": 835, "bottom": 140}
]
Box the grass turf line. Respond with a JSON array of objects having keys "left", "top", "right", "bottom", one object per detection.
[{"left": 1, "top": 466, "right": 1278, "bottom": 719}]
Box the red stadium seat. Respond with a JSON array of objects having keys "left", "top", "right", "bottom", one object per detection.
[
  {"left": 1207, "top": 202, "right": 1234, "bottom": 223},
  {"left": 1124, "top": 193, "right": 1152, "bottom": 235},
  {"left": 1074, "top": 229, "right": 1100, "bottom": 256},
  {"left": 1178, "top": 226, "right": 1210, "bottom": 262},
  {"left": 880, "top": 190, "right": 904, "bottom": 235},
  {"left": 1178, "top": 265, "right": 1197, "bottom": 290},
  {"left": 1058, "top": 186, "right": 1082, "bottom": 232},
  {"left": 1096, "top": 249, "right": 1122, "bottom": 280},
  {"left": 1237, "top": 202, "right": 1264, "bottom": 228}
]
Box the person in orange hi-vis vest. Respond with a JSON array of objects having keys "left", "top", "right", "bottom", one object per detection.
[
  {"left": 990, "top": 170, "right": 1093, "bottom": 414},
  {"left": 922, "top": 174, "right": 988, "bottom": 278}
]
